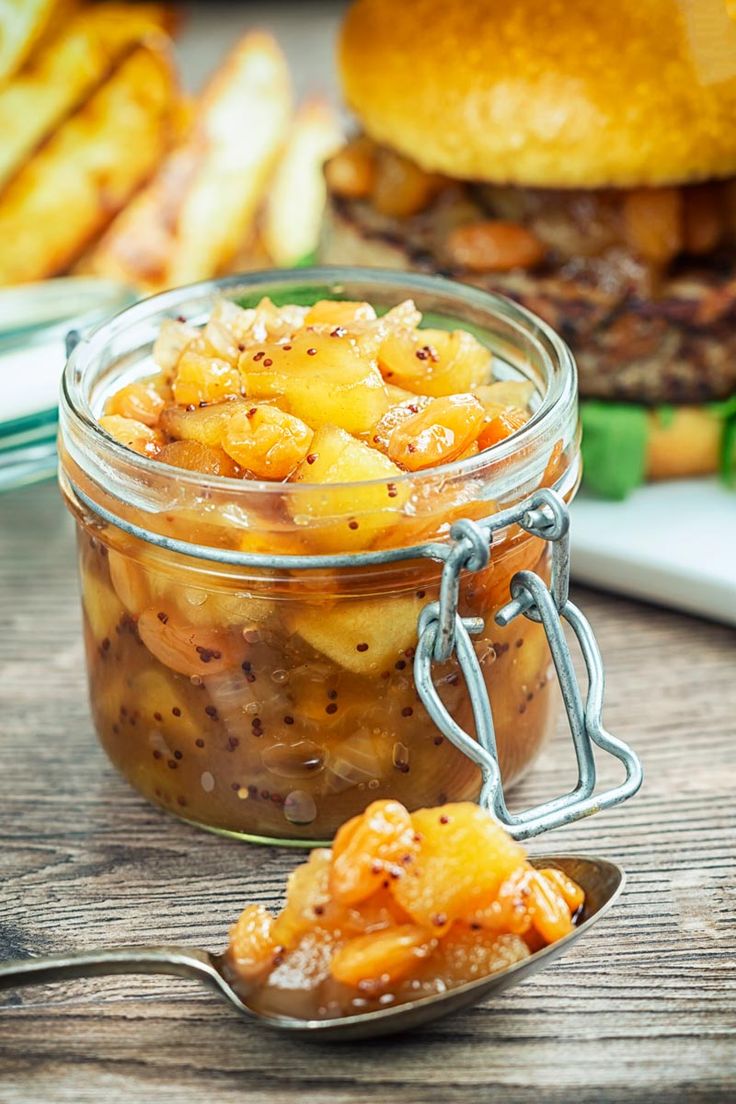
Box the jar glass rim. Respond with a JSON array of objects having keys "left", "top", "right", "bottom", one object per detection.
[{"left": 61, "top": 266, "right": 578, "bottom": 497}]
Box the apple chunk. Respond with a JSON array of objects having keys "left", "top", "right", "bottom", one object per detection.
[
  {"left": 289, "top": 424, "right": 408, "bottom": 551},
  {"left": 240, "top": 330, "right": 389, "bottom": 435},
  {"left": 160, "top": 399, "right": 251, "bottom": 448},
  {"left": 288, "top": 594, "right": 420, "bottom": 674},
  {"left": 379, "top": 328, "right": 491, "bottom": 396}
]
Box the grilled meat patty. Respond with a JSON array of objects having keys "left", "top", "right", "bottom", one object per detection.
[{"left": 323, "top": 192, "right": 736, "bottom": 406}]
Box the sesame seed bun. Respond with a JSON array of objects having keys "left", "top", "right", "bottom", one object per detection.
[{"left": 340, "top": 0, "right": 736, "bottom": 188}]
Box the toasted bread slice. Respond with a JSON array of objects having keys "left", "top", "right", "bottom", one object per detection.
[
  {"left": 0, "top": 0, "right": 57, "bottom": 85},
  {"left": 0, "top": 3, "right": 173, "bottom": 191},
  {"left": 86, "top": 31, "right": 291, "bottom": 291},
  {"left": 262, "top": 96, "right": 343, "bottom": 266},
  {"left": 0, "top": 40, "right": 177, "bottom": 285}
]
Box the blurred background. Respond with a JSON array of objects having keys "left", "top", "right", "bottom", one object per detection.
[
  {"left": 0, "top": 0, "right": 733, "bottom": 620},
  {"left": 177, "top": 2, "right": 345, "bottom": 97}
]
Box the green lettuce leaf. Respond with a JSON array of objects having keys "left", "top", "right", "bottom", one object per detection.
[
  {"left": 580, "top": 401, "right": 649, "bottom": 500},
  {"left": 707, "top": 395, "right": 736, "bottom": 488},
  {"left": 721, "top": 414, "right": 736, "bottom": 487}
]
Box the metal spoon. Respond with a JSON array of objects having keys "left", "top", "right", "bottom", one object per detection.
[{"left": 0, "top": 856, "right": 623, "bottom": 1041}]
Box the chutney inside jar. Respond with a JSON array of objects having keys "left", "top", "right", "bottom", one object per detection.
[{"left": 60, "top": 269, "right": 579, "bottom": 843}]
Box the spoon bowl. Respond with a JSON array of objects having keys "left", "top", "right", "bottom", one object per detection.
[{"left": 0, "top": 855, "right": 623, "bottom": 1041}]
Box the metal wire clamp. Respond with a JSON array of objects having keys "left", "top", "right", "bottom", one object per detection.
[{"left": 413, "top": 487, "right": 642, "bottom": 839}]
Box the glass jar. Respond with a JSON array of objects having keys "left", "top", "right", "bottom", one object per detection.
[{"left": 59, "top": 268, "right": 580, "bottom": 844}]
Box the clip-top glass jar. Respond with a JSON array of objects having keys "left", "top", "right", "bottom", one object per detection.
[{"left": 59, "top": 268, "right": 581, "bottom": 844}]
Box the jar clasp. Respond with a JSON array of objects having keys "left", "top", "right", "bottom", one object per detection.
[{"left": 413, "top": 488, "right": 643, "bottom": 839}]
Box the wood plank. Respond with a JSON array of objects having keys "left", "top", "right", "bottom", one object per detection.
[{"left": 0, "top": 481, "right": 734, "bottom": 1103}]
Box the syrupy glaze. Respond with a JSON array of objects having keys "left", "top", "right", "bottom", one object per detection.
[
  {"left": 79, "top": 531, "right": 557, "bottom": 840},
  {"left": 223, "top": 801, "right": 584, "bottom": 1019}
]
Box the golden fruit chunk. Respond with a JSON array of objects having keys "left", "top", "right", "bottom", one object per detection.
[
  {"left": 331, "top": 799, "right": 419, "bottom": 906},
  {"left": 340, "top": 887, "right": 414, "bottom": 937},
  {"left": 160, "top": 399, "right": 249, "bottom": 448},
  {"left": 173, "top": 348, "right": 243, "bottom": 406},
  {"left": 289, "top": 424, "right": 408, "bottom": 551},
  {"left": 229, "top": 904, "right": 277, "bottom": 981},
  {"left": 343, "top": 299, "right": 423, "bottom": 362},
  {"left": 428, "top": 928, "right": 529, "bottom": 987},
  {"left": 370, "top": 394, "right": 432, "bottom": 453},
  {"left": 157, "top": 439, "right": 241, "bottom": 477},
  {"left": 466, "top": 869, "right": 534, "bottom": 936},
  {"left": 288, "top": 592, "right": 419, "bottom": 674},
  {"left": 477, "top": 406, "right": 529, "bottom": 451},
  {"left": 241, "top": 330, "right": 389, "bottom": 435},
  {"left": 391, "top": 804, "right": 527, "bottom": 927},
  {"left": 0, "top": 0, "right": 56, "bottom": 86},
  {"left": 98, "top": 415, "right": 163, "bottom": 457},
  {"left": 526, "top": 870, "right": 575, "bottom": 944},
  {"left": 330, "top": 925, "right": 434, "bottom": 990},
  {"left": 539, "top": 867, "right": 585, "bottom": 914},
  {"left": 322, "top": 730, "right": 397, "bottom": 795},
  {"left": 222, "top": 404, "right": 313, "bottom": 480},
  {"left": 387, "top": 394, "right": 486, "bottom": 471},
  {"left": 81, "top": 570, "right": 125, "bottom": 643},
  {"left": 271, "top": 848, "right": 335, "bottom": 949},
  {"left": 176, "top": 583, "right": 273, "bottom": 630},
  {"left": 379, "top": 328, "right": 491, "bottom": 396},
  {"left": 104, "top": 376, "right": 169, "bottom": 427},
  {"left": 304, "top": 299, "right": 377, "bottom": 326}
]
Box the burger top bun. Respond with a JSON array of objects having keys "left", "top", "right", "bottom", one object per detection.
[{"left": 340, "top": 0, "right": 736, "bottom": 188}]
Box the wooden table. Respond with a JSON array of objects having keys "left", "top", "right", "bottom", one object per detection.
[{"left": 0, "top": 480, "right": 734, "bottom": 1103}]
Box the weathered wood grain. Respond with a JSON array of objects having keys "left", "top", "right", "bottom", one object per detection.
[{"left": 0, "top": 480, "right": 734, "bottom": 1103}]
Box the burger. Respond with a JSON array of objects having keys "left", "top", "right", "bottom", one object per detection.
[{"left": 321, "top": 0, "right": 736, "bottom": 498}]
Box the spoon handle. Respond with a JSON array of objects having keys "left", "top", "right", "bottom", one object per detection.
[{"left": 0, "top": 945, "right": 218, "bottom": 991}]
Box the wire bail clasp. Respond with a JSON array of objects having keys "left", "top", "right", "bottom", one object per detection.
[{"left": 414, "top": 489, "right": 643, "bottom": 839}]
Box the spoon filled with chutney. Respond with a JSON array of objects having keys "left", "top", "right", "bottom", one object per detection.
[{"left": 0, "top": 801, "right": 624, "bottom": 1041}]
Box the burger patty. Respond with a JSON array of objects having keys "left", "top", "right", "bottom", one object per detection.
[{"left": 323, "top": 193, "right": 736, "bottom": 406}]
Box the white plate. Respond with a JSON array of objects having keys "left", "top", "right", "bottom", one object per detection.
[{"left": 571, "top": 480, "right": 736, "bottom": 625}]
